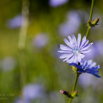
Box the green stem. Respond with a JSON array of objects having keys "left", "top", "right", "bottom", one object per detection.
[
  {"left": 86, "top": 27, "right": 90, "bottom": 38},
  {"left": 86, "top": 0, "right": 94, "bottom": 37},
  {"left": 18, "top": 0, "right": 29, "bottom": 50},
  {"left": 68, "top": 1, "right": 94, "bottom": 103},
  {"left": 18, "top": 0, "right": 29, "bottom": 91},
  {"left": 68, "top": 73, "right": 79, "bottom": 103}
]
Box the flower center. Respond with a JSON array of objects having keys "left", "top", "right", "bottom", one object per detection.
[{"left": 72, "top": 46, "right": 80, "bottom": 55}]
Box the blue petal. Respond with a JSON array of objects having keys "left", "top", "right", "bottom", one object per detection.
[
  {"left": 77, "top": 34, "right": 81, "bottom": 47},
  {"left": 77, "top": 70, "right": 83, "bottom": 73},
  {"left": 72, "top": 35, "right": 76, "bottom": 43},
  {"left": 59, "top": 54, "right": 73, "bottom": 59},
  {"left": 80, "top": 36, "right": 86, "bottom": 47},
  {"left": 91, "top": 65, "right": 100, "bottom": 70},
  {"left": 81, "top": 50, "right": 91, "bottom": 53},
  {"left": 69, "top": 63, "right": 82, "bottom": 69},
  {"left": 81, "top": 43, "right": 93, "bottom": 51},
  {"left": 78, "top": 54, "right": 85, "bottom": 61},
  {"left": 81, "top": 40, "right": 89, "bottom": 47},
  {"left": 68, "top": 36, "right": 73, "bottom": 45},
  {"left": 89, "top": 62, "right": 97, "bottom": 68},
  {"left": 92, "top": 74, "right": 101, "bottom": 78},
  {"left": 58, "top": 50, "right": 72, "bottom": 53},
  {"left": 64, "top": 38, "right": 73, "bottom": 48},
  {"left": 86, "top": 70, "right": 99, "bottom": 74},
  {"left": 60, "top": 44, "right": 71, "bottom": 50}
]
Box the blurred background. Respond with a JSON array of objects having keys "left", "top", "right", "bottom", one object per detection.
[{"left": 0, "top": 0, "right": 103, "bottom": 103}]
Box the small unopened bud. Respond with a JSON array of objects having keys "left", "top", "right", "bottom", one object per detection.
[
  {"left": 60, "top": 90, "right": 69, "bottom": 95},
  {"left": 87, "top": 18, "right": 99, "bottom": 28},
  {"left": 92, "top": 18, "right": 99, "bottom": 25},
  {"left": 60, "top": 90, "right": 71, "bottom": 98},
  {"left": 71, "top": 91, "right": 78, "bottom": 97}
]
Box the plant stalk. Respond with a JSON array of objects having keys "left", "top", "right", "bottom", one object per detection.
[
  {"left": 86, "top": 0, "right": 94, "bottom": 37},
  {"left": 68, "top": 73, "right": 79, "bottom": 103}
]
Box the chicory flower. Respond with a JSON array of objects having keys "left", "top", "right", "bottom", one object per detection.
[
  {"left": 69, "top": 60, "right": 101, "bottom": 78},
  {"left": 58, "top": 34, "right": 93, "bottom": 63}
]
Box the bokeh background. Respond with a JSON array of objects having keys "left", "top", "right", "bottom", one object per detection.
[{"left": 0, "top": 0, "right": 103, "bottom": 103}]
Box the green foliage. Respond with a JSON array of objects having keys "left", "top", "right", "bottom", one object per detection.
[{"left": 0, "top": 0, "right": 103, "bottom": 103}]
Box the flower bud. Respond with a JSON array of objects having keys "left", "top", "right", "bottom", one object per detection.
[
  {"left": 87, "top": 18, "right": 99, "bottom": 28},
  {"left": 60, "top": 90, "right": 71, "bottom": 98},
  {"left": 92, "top": 18, "right": 99, "bottom": 26},
  {"left": 71, "top": 91, "right": 78, "bottom": 98}
]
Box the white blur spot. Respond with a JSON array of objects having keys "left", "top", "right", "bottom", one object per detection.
[
  {"left": 22, "top": 84, "right": 45, "bottom": 100},
  {"left": 79, "top": 73, "right": 93, "bottom": 88},
  {"left": 85, "top": 41, "right": 103, "bottom": 60},
  {"left": 32, "top": 34, "right": 49, "bottom": 48},
  {"left": 79, "top": 73, "right": 101, "bottom": 90},
  {"left": 15, "top": 84, "right": 45, "bottom": 103},
  {"left": 49, "top": 0, "right": 68, "bottom": 7},
  {"left": 6, "top": 15, "right": 22, "bottom": 29},
  {"left": 94, "top": 41, "right": 103, "bottom": 56},
  {"left": 0, "top": 57, "right": 16, "bottom": 71},
  {"left": 59, "top": 11, "right": 81, "bottom": 37}
]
